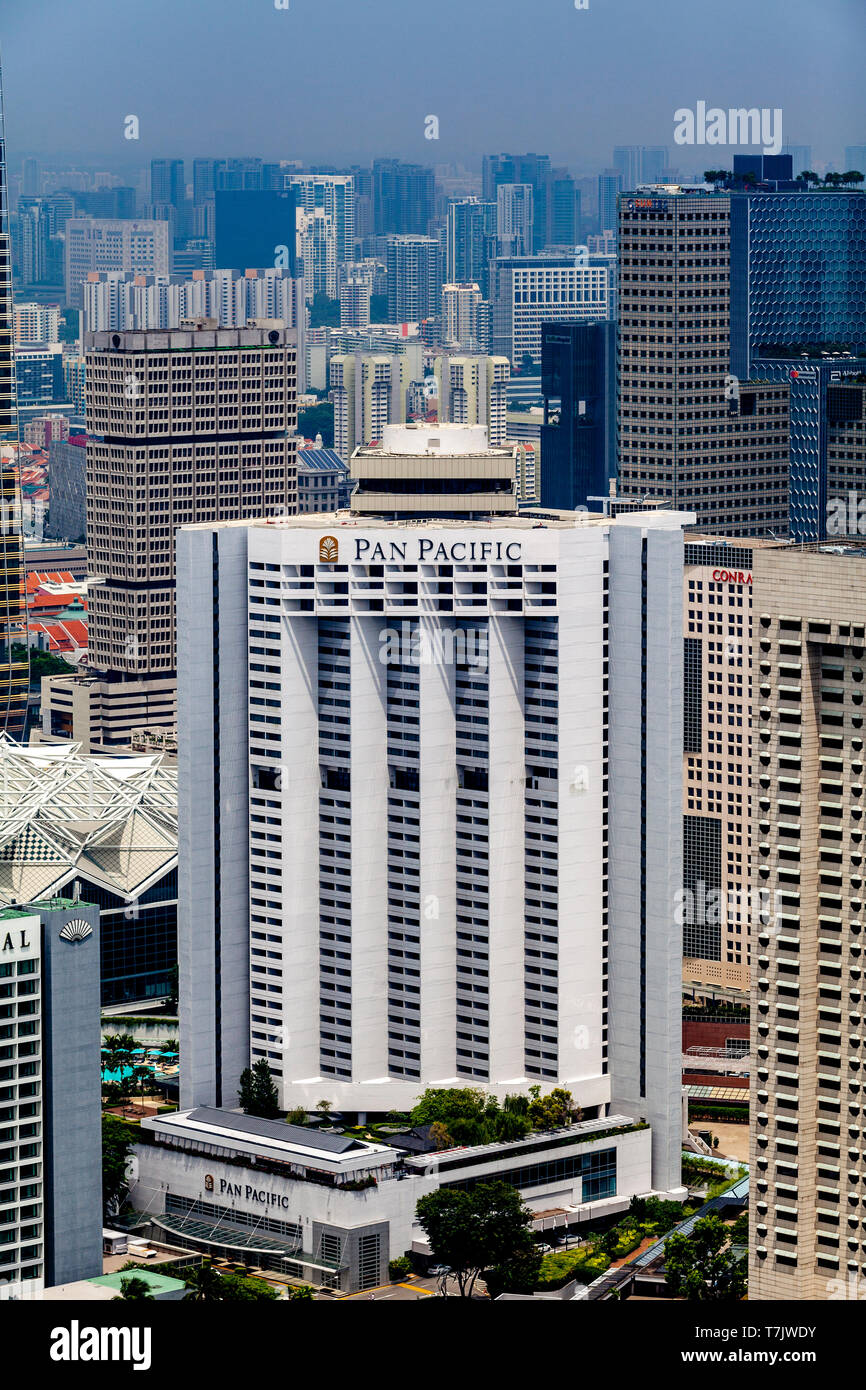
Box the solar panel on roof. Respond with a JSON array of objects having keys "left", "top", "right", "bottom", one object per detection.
[{"left": 186, "top": 1106, "right": 365, "bottom": 1153}]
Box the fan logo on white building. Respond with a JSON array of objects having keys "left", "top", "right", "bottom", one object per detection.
[
  {"left": 59, "top": 919, "right": 93, "bottom": 943},
  {"left": 319, "top": 535, "right": 339, "bottom": 563}
]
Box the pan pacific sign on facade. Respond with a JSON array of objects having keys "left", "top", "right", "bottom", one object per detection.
[
  {"left": 217, "top": 1177, "right": 293, "bottom": 1208},
  {"left": 318, "top": 536, "right": 524, "bottom": 564}
]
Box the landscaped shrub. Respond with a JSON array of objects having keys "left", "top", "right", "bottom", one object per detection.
[
  {"left": 388, "top": 1256, "right": 412, "bottom": 1281},
  {"left": 535, "top": 1247, "right": 611, "bottom": 1291}
]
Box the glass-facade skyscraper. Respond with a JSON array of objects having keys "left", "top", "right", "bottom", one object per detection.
[
  {"left": 540, "top": 320, "right": 617, "bottom": 511},
  {"left": 0, "top": 55, "right": 28, "bottom": 740},
  {"left": 730, "top": 191, "right": 866, "bottom": 379}
]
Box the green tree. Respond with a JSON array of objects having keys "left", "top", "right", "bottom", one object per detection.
[
  {"left": 59, "top": 308, "right": 80, "bottom": 344},
  {"left": 288, "top": 1283, "right": 315, "bottom": 1300},
  {"left": 663, "top": 1215, "right": 747, "bottom": 1301},
  {"left": 286, "top": 1106, "right": 307, "bottom": 1125},
  {"left": 388, "top": 1255, "right": 412, "bottom": 1281},
  {"left": 411, "top": 1087, "right": 487, "bottom": 1128},
  {"left": 115, "top": 1274, "right": 154, "bottom": 1301},
  {"left": 102, "top": 1114, "right": 134, "bottom": 1216},
  {"left": 219, "top": 1271, "right": 280, "bottom": 1301},
  {"left": 238, "top": 1059, "right": 280, "bottom": 1119},
  {"left": 842, "top": 170, "right": 864, "bottom": 187},
  {"left": 518, "top": 352, "right": 537, "bottom": 375},
  {"left": 415, "top": 1181, "right": 538, "bottom": 1298},
  {"left": 429, "top": 1120, "right": 453, "bottom": 1151},
  {"left": 315, "top": 1098, "right": 333, "bottom": 1119},
  {"left": 238, "top": 1067, "right": 257, "bottom": 1114},
  {"left": 484, "top": 1241, "right": 543, "bottom": 1298},
  {"left": 183, "top": 1262, "right": 228, "bottom": 1301},
  {"left": 297, "top": 401, "right": 335, "bottom": 447},
  {"left": 309, "top": 292, "right": 340, "bottom": 328},
  {"left": 11, "top": 643, "right": 70, "bottom": 680},
  {"left": 527, "top": 1086, "right": 575, "bottom": 1131}
]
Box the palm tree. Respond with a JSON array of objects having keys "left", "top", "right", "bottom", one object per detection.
[
  {"left": 183, "top": 1262, "right": 226, "bottom": 1302},
  {"left": 115, "top": 1275, "right": 154, "bottom": 1301}
]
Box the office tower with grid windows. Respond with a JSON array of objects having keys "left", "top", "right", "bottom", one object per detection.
[
  {"left": 0, "top": 57, "right": 27, "bottom": 739},
  {"left": 748, "top": 544, "right": 866, "bottom": 1300},
  {"left": 177, "top": 504, "right": 691, "bottom": 1198},
  {"left": 617, "top": 187, "right": 791, "bottom": 535},
  {"left": 678, "top": 537, "right": 787, "bottom": 999},
  {"left": 40, "top": 322, "right": 297, "bottom": 751},
  {"left": 0, "top": 900, "right": 101, "bottom": 1301},
  {"left": 491, "top": 253, "right": 609, "bottom": 369},
  {"left": 64, "top": 219, "right": 171, "bottom": 309}
]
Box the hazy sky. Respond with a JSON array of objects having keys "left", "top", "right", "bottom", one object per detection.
[{"left": 2, "top": 0, "right": 863, "bottom": 171}]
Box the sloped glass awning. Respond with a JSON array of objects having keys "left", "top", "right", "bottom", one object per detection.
[{"left": 152, "top": 1213, "right": 342, "bottom": 1272}]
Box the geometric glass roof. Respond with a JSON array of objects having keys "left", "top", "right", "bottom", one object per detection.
[{"left": 0, "top": 732, "right": 177, "bottom": 906}]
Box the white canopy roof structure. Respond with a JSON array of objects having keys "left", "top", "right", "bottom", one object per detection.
[{"left": 0, "top": 733, "right": 177, "bottom": 907}]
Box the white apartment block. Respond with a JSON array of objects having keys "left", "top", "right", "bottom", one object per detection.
[
  {"left": 441, "top": 282, "right": 490, "bottom": 352},
  {"left": 13, "top": 302, "right": 60, "bottom": 344},
  {"left": 497, "top": 183, "right": 534, "bottom": 257},
  {"left": 492, "top": 255, "right": 609, "bottom": 367},
  {"left": 340, "top": 277, "right": 371, "bottom": 330},
  {"left": 434, "top": 354, "right": 510, "bottom": 447},
  {"left": 177, "top": 507, "right": 692, "bottom": 1197},
  {"left": 64, "top": 219, "right": 170, "bottom": 309},
  {"left": 330, "top": 352, "right": 415, "bottom": 462},
  {"left": 81, "top": 268, "right": 307, "bottom": 390},
  {"left": 289, "top": 174, "right": 355, "bottom": 266},
  {"left": 296, "top": 207, "right": 337, "bottom": 302}
]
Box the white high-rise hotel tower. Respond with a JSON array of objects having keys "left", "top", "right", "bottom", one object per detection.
[{"left": 178, "top": 502, "right": 692, "bottom": 1193}]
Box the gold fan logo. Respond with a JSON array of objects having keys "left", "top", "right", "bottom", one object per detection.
[{"left": 319, "top": 535, "right": 338, "bottom": 563}]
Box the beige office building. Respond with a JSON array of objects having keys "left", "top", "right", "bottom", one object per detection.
[
  {"left": 749, "top": 543, "right": 866, "bottom": 1300},
  {"left": 681, "top": 536, "right": 761, "bottom": 998},
  {"left": 617, "top": 188, "right": 790, "bottom": 536},
  {"left": 41, "top": 321, "right": 297, "bottom": 750}
]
